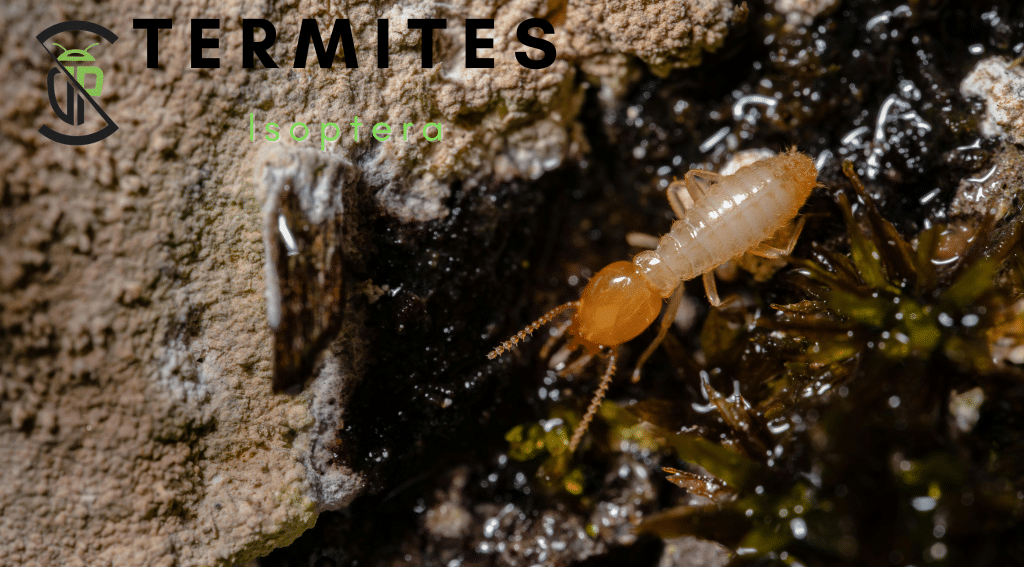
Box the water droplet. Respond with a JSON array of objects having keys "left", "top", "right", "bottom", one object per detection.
[
  {"left": 911, "top": 496, "right": 937, "bottom": 511},
  {"left": 790, "top": 517, "right": 807, "bottom": 539}
]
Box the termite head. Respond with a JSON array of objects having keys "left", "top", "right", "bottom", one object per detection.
[
  {"left": 570, "top": 261, "right": 662, "bottom": 349},
  {"left": 486, "top": 261, "right": 662, "bottom": 360}
]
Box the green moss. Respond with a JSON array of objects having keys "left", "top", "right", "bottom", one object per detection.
[
  {"left": 633, "top": 161, "right": 1024, "bottom": 563},
  {"left": 505, "top": 408, "right": 587, "bottom": 496}
]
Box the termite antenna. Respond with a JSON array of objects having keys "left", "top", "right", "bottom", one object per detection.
[
  {"left": 487, "top": 301, "right": 579, "bottom": 360},
  {"left": 568, "top": 352, "right": 617, "bottom": 452}
]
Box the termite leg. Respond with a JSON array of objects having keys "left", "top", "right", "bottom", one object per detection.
[
  {"left": 558, "top": 351, "right": 594, "bottom": 378},
  {"left": 751, "top": 216, "right": 806, "bottom": 258},
  {"left": 682, "top": 170, "right": 723, "bottom": 203},
  {"left": 748, "top": 242, "right": 787, "bottom": 259},
  {"left": 631, "top": 284, "right": 685, "bottom": 383},
  {"left": 702, "top": 271, "right": 721, "bottom": 307},
  {"left": 539, "top": 319, "right": 573, "bottom": 360},
  {"left": 568, "top": 351, "right": 618, "bottom": 452},
  {"left": 781, "top": 216, "right": 806, "bottom": 254},
  {"left": 666, "top": 180, "right": 693, "bottom": 218},
  {"left": 548, "top": 343, "right": 575, "bottom": 372},
  {"left": 626, "top": 232, "right": 661, "bottom": 249}
]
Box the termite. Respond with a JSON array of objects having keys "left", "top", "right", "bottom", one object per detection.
[{"left": 488, "top": 149, "right": 819, "bottom": 453}]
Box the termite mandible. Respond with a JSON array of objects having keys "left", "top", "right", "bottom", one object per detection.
[{"left": 489, "top": 149, "right": 819, "bottom": 452}]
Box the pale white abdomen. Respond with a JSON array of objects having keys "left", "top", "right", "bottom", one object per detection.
[{"left": 633, "top": 151, "right": 817, "bottom": 297}]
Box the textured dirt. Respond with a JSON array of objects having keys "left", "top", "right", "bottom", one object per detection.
[{"left": 0, "top": 0, "right": 736, "bottom": 565}]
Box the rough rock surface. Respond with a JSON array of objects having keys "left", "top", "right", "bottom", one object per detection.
[
  {"left": 657, "top": 537, "right": 731, "bottom": 567},
  {"left": 950, "top": 143, "right": 1024, "bottom": 220},
  {"left": 960, "top": 56, "right": 1024, "bottom": 145},
  {"left": 956, "top": 57, "right": 1024, "bottom": 221},
  {"left": 774, "top": 0, "right": 838, "bottom": 27},
  {"left": 0, "top": 0, "right": 736, "bottom": 565}
]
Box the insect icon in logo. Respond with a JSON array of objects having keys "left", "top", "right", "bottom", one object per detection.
[
  {"left": 50, "top": 43, "right": 105, "bottom": 125},
  {"left": 37, "top": 21, "right": 118, "bottom": 146},
  {"left": 55, "top": 43, "right": 105, "bottom": 95}
]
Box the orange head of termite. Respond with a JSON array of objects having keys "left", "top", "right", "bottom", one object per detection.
[
  {"left": 568, "top": 261, "right": 663, "bottom": 351},
  {"left": 487, "top": 260, "right": 662, "bottom": 360}
]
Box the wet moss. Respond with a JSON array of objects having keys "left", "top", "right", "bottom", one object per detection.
[{"left": 631, "top": 162, "right": 1024, "bottom": 564}]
